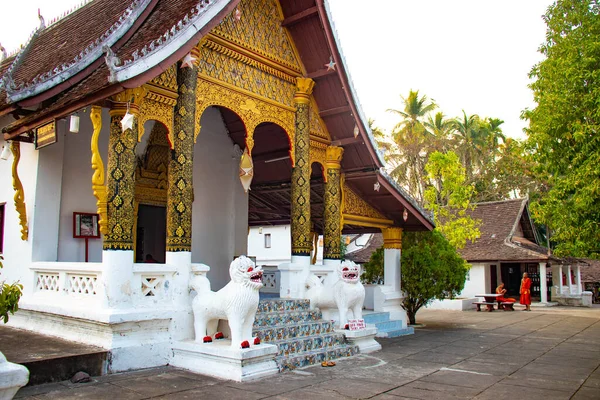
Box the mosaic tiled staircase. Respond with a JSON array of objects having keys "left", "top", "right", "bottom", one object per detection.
[
  {"left": 252, "top": 299, "right": 359, "bottom": 371},
  {"left": 363, "top": 312, "right": 414, "bottom": 338}
]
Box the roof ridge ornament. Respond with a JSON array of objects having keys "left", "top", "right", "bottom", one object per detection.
[
  {"left": 38, "top": 9, "right": 46, "bottom": 30},
  {"left": 0, "top": 43, "right": 6, "bottom": 63},
  {"left": 104, "top": 45, "right": 122, "bottom": 82},
  {"left": 6, "top": 0, "right": 152, "bottom": 102}
]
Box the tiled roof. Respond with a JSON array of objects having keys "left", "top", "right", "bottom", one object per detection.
[
  {"left": 10, "top": 0, "right": 133, "bottom": 89},
  {"left": 581, "top": 259, "right": 600, "bottom": 283},
  {"left": 459, "top": 198, "right": 554, "bottom": 262},
  {"left": 346, "top": 234, "right": 383, "bottom": 264}
]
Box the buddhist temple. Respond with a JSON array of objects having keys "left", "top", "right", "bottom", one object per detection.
[{"left": 0, "top": 0, "right": 433, "bottom": 376}]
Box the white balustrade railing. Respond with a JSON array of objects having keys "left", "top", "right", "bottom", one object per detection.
[
  {"left": 133, "top": 263, "right": 177, "bottom": 302},
  {"left": 31, "top": 262, "right": 102, "bottom": 299},
  {"left": 261, "top": 266, "right": 279, "bottom": 294}
]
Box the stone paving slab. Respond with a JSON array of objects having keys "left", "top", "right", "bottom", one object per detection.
[{"left": 13, "top": 306, "right": 600, "bottom": 399}]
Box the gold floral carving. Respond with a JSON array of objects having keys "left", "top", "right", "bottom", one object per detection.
[
  {"left": 135, "top": 123, "right": 169, "bottom": 207},
  {"left": 197, "top": 46, "right": 296, "bottom": 108},
  {"left": 203, "top": 37, "right": 297, "bottom": 84},
  {"left": 110, "top": 87, "right": 147, "bottom": 114},
  {"left": 382, "top": 227, "right": 403, "bottom": 249},
  {"left": 90, "top": 106, "right": 108, "bottom": 235},
  {"left": 309, "top": 145, "right": 326, "bottom": 180},
  {"left": 291, "top": 101, "right": 312, "bottom": 255},
  {"left": 309, "top": 99, "right": 331, "bottom": 142},
  {"left": 323, "top": 147, "right": 343, "bottom": 259},
  {"left": 166, "top": 62, "right": 197, "bottom": 252},
  {"left": 210, "top": 0, "right": 303, "bottom": 74},
  {"left": 10, "top": 141, "right": 28, "bottom": 241},
  {"left": 343, "top": 184, "right": 386, "bottom": 220},
  {"left": 149, "top": 65, "right": 178, "bottom": 92},
  {"left": 104, "top": 114, "right": 138, "bottom": 250},
  {"left": 138, "top": 98, "right": 174, "bottom": 146},
  {"left": 195, "top": 78, "right": 295, "bottom": 158}
]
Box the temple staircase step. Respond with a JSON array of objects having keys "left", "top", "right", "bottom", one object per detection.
[
  {"left": 363, "top": 312, "right": 414, "bottom": 338},
  {"left": 0, "top": 325, "right": 108, "bottom": 386},
  {"left": 253, "top": 299, "right": 358, "bottom": 371}
]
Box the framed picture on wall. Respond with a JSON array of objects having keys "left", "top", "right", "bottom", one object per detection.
[{"left": 73, "top": 212, "right": 100, "bottom": 238}]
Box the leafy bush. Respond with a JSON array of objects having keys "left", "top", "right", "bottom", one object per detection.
[{"left": 0, "top": 256, "right": 23, "bottom": 323}]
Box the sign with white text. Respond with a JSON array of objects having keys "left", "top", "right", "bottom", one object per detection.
[{"left": 348, "top": 319, "right": 365, "bottom": 330}]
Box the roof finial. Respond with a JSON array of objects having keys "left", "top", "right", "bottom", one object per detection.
[
  {"left": 0, "top": 43, "right": 6, "bottom": 63},
  {"left": 38, "top": 8, "right": 46, "bottom": 29}
]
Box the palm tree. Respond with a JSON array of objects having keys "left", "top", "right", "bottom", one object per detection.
[
  {"left": 453, "top": 111, "right": 483, "bottom": 180},
  {"left": 425, "top": 111, "right": 455, "bottom": 152},
  {"left": 386, "top": 90, "right": 437, "bottom": 203}
]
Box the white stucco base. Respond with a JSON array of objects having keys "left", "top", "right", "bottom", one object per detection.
[
  {"left": 7, "top": 306, "right": 172, "bottom": 372},
  {"left": 425, "top": 298, "right": 477, "bottom": 311},
  {"left": 278, "top": 256, "right": 311, "bottom": 299},
  {"left": 0, "top": 352, "right": 29, "bottom": 400},
  {"left": 373, "top": 286, "right": 408, "bottom": 326},
  {"left": 339, "top": 327, "right": 381, "bottom": 354},
  {"left": 171, "top": 340, "right": 278, "bottom": 382},
  {"left": 553, "top": 292, "right": 593, "bottom": 307}
]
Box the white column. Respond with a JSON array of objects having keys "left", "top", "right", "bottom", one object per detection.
[
  {"left": 567, "top": 265, "right": 573, "bottom": 295},
  {"left": 278, "top": 255, "right": 310, "bottom": 299},
  {"left": 166, "top": 251, "right": 193, "bottom": 341},
  {"left": 576, "top": 265, "right": 582, "bottom": 295},
  {"left": 384, "top": 248, "right": 401, "bottom": 292},
  {"left": 558, "top": 265, "right": 564, "bottom": 294},
  {"left": 539, "top": 262, "right": 547, "bottom": 303},
  {"left": 101, "top": 250, "right": 135, "bottom": 308}
]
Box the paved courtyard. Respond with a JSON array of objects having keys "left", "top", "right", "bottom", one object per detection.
[{"left": 14, "top": 307, "right": 600, "bottom": 399}]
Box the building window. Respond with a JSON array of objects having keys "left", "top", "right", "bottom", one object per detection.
[
  {"left": 0, "top": 203, "right": 4, "bottom": 253},
  {"left": 264, "top": 233, "right": 271, "bottom": 248}
]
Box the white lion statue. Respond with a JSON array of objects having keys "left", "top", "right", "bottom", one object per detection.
[
  {"left": 190, "top": 256, "right": 263, "bottom": 348},
  {"left": 305, "top": 261, "right": 365, "bottom": 329}
]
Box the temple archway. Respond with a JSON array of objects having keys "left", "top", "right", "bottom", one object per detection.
[{"left": 134, "top": 120, "right": 170, "bottom": 263}]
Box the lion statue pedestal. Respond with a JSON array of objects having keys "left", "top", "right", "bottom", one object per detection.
[
  {"left": 305, "top": 261, "right": 381, "bottom": 354},
  {"left": 170, "top": 257, "right": 278, "bottom": 382}
]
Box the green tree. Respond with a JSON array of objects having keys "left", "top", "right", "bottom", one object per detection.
[
  {"left": 453, "top": 111, "right": 482, "bottom": 180},
  {"left": 361, "top": 247, "right": 384, "bottom": 285},
  {"left": 424, "top": 151, "right": 481, "bottom": 249},
  {"left": 401, "top": 231, "right": 469, "bottom": 324},
  {"left": 425, "top": 111, "right": 455, "bottom": 153},
  {"left": 523, "top": 0, "right": 600, "bottom": 258},
  {"left": 0, "top": 256, "right": 23, "bottom": 323},
  {"left": 386, "top": 90, "right": 437, "bottom": 202}
]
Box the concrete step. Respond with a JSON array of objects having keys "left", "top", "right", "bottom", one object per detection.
[
  {"left": 363, "top": 312, "right": 390, "bottom": 324},
  {"left": 276, "top": 344, "right": 359, "bottom": 371},
  {"left": 373, "top": 320, "right": 403, "bottom": 331},
  {"left": 253, "top": 320, "right": 334, "bottom": 341},
  {"left": 257, "top": 299, "right": 311, "bottom": 313},
  {"left": 376, "top": 327, "right": 414, "bottom": 338},
  {"left": 253, "top": 309, "right": 322, "bottom": 328},
  {"left": 0, "top": 325, "right": 108, "bottom": 386},
  {"left": 268, "top": 332, "right": 347, "bottom": 357}
]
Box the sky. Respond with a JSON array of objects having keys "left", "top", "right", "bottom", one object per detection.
[{"left": 0, "top": 0, "right": 554, "bottom": 139}]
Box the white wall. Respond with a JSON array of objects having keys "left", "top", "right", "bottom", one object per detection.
[
  {"left": 460, "top": 263, "right": 488, "bottom": 298},
  {"left": 0, "top": 115, "right": 40, "bottom": 296},
  {"left": 191, "top": 106, "right": 248, "bottom": 291},
  {"left": 249, "top": 225, "right": 291, "bottom": 266},
  {"left": 57, "top": 108, "right": 109, "bottom": 262}
]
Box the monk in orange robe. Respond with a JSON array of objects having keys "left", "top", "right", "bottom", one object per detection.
[
  {"left": 496, "top": 283, "right": 515, "bottom": 303},
  {"left": 520, "top": 272, "right": 532, "bottom": 311}
]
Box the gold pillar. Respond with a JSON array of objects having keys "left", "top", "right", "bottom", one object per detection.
[
  {"left": 323, "top": 146, "right": 344, "bottom": 260},
  {"left": 11, "top": 141, "right": 28, "bottom": 241},
  {"left": 166, "top": 49, "right": 199, "bottom": 252},
  {"left": 382, "top": 227, "right": 403, "bottom": 249},
  {"left": 90, "top": 106, "right": 108, "bottom": 235},
  {"left": 104, "top": 89, "right": 144, "bottom": 250},
  {"left": 291, "top": 77, "right": 315, "bottom": 256}
]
